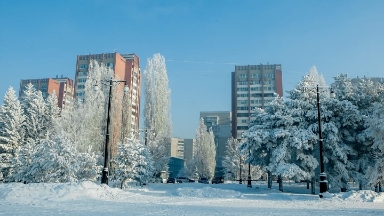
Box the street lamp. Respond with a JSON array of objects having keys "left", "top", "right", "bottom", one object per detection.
[
  {"left": 239, "top": 156, "right": 242, "bottom": 184},
  {"left": 95, "top": 78, "right": 128, "bottom": 185},
  {"left": 247, "top": 149, "right": 252, "bottom": 188},
  {"left": 316, "top": 85, "right": 335, "bottom": 198}
]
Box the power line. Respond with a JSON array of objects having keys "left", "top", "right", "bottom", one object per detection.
[{"left": 167, "top": 59, "right": 237, "bottom": 65}]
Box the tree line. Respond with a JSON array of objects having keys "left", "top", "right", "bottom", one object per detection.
[{"left": 229, "top": 66, "right": 384, "bottom": 191}]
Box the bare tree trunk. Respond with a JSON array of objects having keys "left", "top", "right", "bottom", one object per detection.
[
  {"left": 267, "top": 171, "right": 272, "bottom": 189},
  {"left": 278, "top": 175, "right": 283, "bottom": 192},
  {"left": 311, "top": 177, "right": 315, "bottom": 195}
]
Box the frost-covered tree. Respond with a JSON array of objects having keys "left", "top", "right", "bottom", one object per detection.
[
  {"left": 12, "top": 131, "right": 100, "bottom": 183},
  {"left": 0, "top": 87, "right": 25, "bottom": 180},
  {"left": 54, "top": 60, "right": 112, "bottom": 154},
  {"left": 24, "top": 133, "right": 79, "bottom": 183},
  {"left": 143, "top": 53, "right": 172, "bottom": 177},
  {"left": 284, "top": 67, "right": 342, "bottom": 188},
  {"left": 21, "top": 83, "right": 46, "bottom": 141},
  {"left": 364, "top": 102, "right": 384, "bottom": 188},
  {"left": 112, "top": 135, "right": 154, "bottom": 188},
  {"left": 81, "top": 60, "right": 113, "bottom": 153},
  {"left": 10, "top": 137, "right": 36, "bottom": 182},
  {"left": 193, "top": 118, "right": 216, "bottom": 180},
  {"left": 121, "top": 87, "right": 132, "bottom": 140},
  {"left": 316, "top": 97, "right": 361, "bottom": 189},
  {"left": 332, "top": 75, "right": 384, "bottom": 189},
  {"left": 44, "top": 91, "right": 60, "bottom": 133},
  {"left": 287, "top": 66, "right": 327, "bottom": 101},
  {"left": 222, "top": 137, "right": 244, "bottom": 180},
  {"left": 242, "top": 95, "right": 309, "bottom": 190}
]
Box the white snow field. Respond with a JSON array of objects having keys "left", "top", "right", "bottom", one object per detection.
[{"left": 1, "top": 181, "right": 383, "bottom": 215}]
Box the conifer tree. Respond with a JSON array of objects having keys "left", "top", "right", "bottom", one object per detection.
[
  {"left": 22, "top": 83, "right": 46, "bottom": 141},
  {"left": 0, "top": 87, "right": 25, "bottom": 180},
  {"left": 113, "top": 134, "right": 154, "bottom": 188}
]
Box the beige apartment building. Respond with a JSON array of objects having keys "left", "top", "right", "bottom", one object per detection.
[{"left": 231, "top": 64, "right": 283, "bottom": 139}]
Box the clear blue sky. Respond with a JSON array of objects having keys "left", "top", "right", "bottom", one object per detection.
[{"left": 1, "top": 0, "right": 383, "bottom": 139}]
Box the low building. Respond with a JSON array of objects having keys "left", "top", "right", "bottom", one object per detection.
[{"left": 168, "top": 157, "right": 184, "bottom": 178}]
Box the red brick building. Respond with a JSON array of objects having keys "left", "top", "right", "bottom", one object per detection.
[
  {"left": 19, "top": 77, "right": 74, "bottom": 109},
  {"left": 74, "top": 52, "right": 142, "bottom": 156}
]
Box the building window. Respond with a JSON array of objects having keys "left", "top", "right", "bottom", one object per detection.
[
  {"left": 237, "top": 113, "right": 249, "bottom": 117},
  {"left": 238, "top": 74, "right": 247, "bottom": 79},
  {"left": 251, "top": 80, "right": 261, "bottom": 85},
  {"left": 78, "top": 72, "right": 88, "bottom": 76},
  {"left": 237, "top": 93, "right": 248, "bottom": 97},
  {"left": 237, "top": 81, "right": 247, "bottom": 85},
  {"left": 237, "top": 100, "right": 248, "bottom": 105},
  {"left": 79, "top": 64, "right": 89, "bottom": 69},
  {"left": 105, "top": 62, "right": 114, "bottom": 68},
  {"left": 251, "top": 73, "right": 260, "bottom": 78},
  {"left": 77, "top": 85, "right": 85, "bottom": 89},
  {"left": 241, "top": 119, "right": 247, "bottom": 124},
  {"left": 78, "top": 78, "right": 87, "bottom": 83},
  {"left": 237, "top": 87, "right": 248, "bottom": 92},
  {"left": 237, "top": 106, "right": 249, "bottom": 110},
  {"left": 237, "top": 126, "right": 248, "bottom": 130}
]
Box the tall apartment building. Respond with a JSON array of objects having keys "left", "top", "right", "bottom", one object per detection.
[
  {"left": 19, "top": 77, "right": 74, "bottom": 109},
  {"left": 231, "top": 64, "right": 283, "bottom": 139},
  {"left": 74, "top": 52, "right": 141, "bottom": 133},
  {"left": 200, "top": 111, "right": 232, "bottom": 176}
]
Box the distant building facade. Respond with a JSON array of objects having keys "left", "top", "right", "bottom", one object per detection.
[
  {"left": 200, "top": 111, "right": 232, "bottom": 177},
  {"left": 19, "top": 77, "right": 74, "bottom": 109},
  {"left": 231, "top": 64, "right": 283, "bottom": 139},
  {"left": 183, "top": 138, "right": 195, "bottom": 164},
  {"left": 170, "top": 138, "right": 185, "bottom": 159}
]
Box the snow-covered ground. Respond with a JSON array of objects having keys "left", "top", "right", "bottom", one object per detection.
[{"left": 1, "top": 181, "right": 383, "bottom": 215}]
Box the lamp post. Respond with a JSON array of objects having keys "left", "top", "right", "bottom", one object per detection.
[
  {"left": 316, "top": 85, "right": 335, "bottom": 198},
  {"left": 239, "top": 156, "right": 242, "bottom": 184},
  {"left": 247, "top": 149, "right": 252, "bottom": 188},
  {"left": 97, "top": 79, "right": 128, "bottom": 185}
]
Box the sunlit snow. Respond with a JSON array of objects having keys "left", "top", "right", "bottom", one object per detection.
[{"left": 1, "top": 181, "right": 383, "bottom": 215}]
